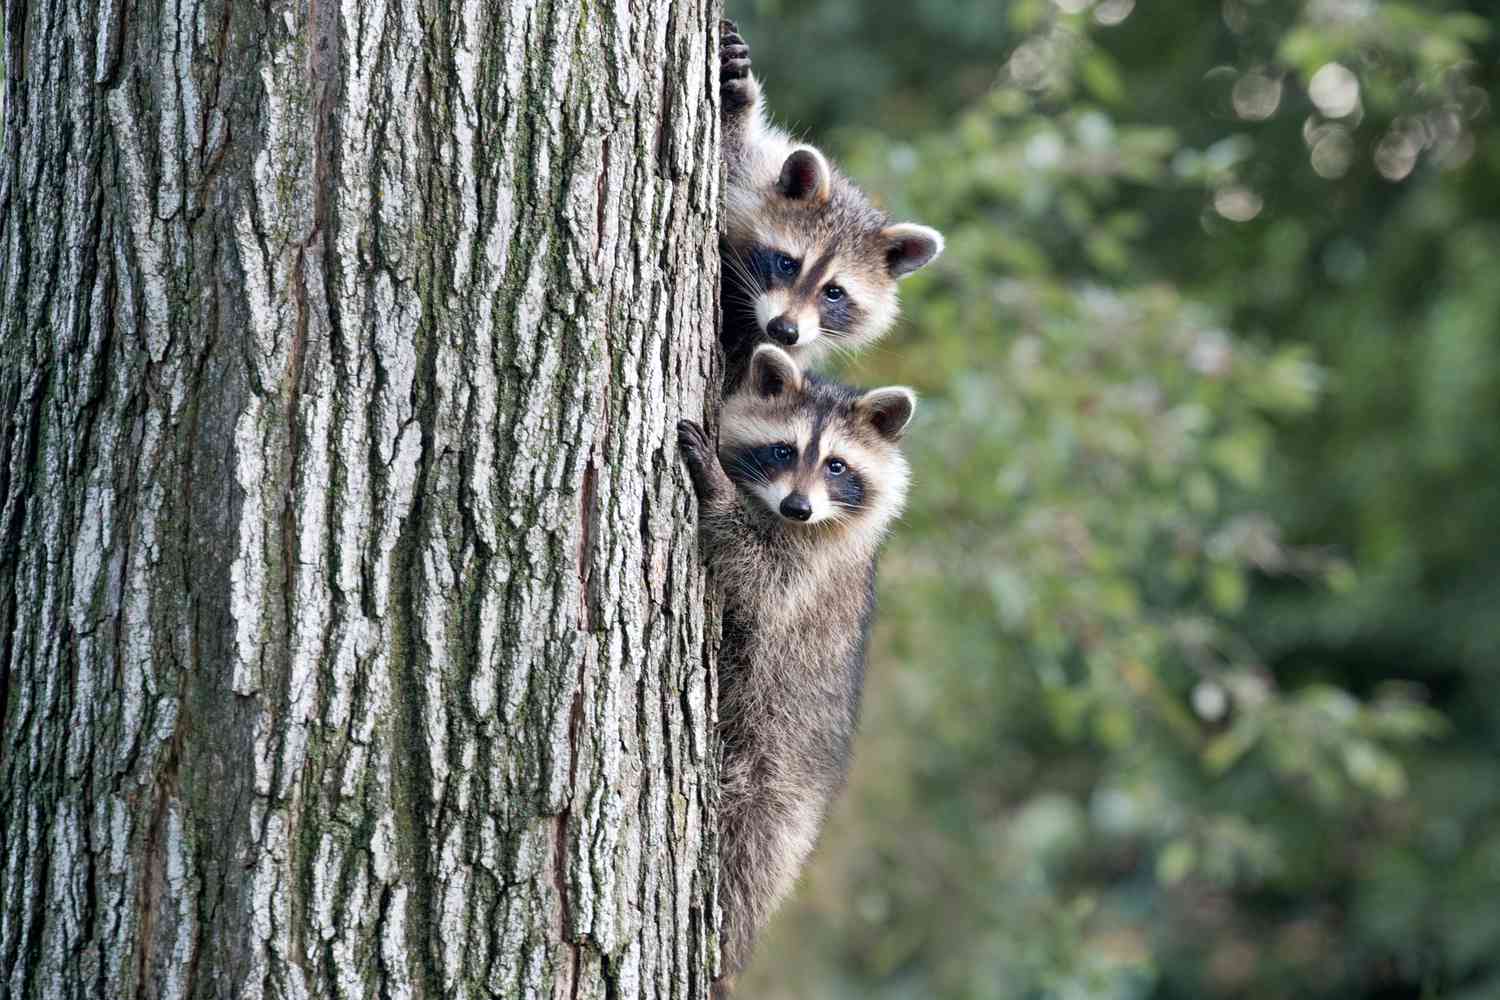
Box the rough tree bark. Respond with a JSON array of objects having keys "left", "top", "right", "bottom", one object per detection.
[{"left": 0, "top": 1, "right": 721, "bottom": 998}]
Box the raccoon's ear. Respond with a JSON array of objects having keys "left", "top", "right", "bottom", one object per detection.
[
  {"left": 858, "top": 387, "right": 917, "bottom": 441},
  {"left": 777, "top": 148, "right": 832, "bottom": 203},
  {"left": 881, "top": 223, "right": 944, "bottom": 278},
  {"left": 748, "top": 344, "right": 803, "bottom": 399}
]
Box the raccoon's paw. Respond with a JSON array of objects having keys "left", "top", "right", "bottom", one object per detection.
[
  {"left": 719, "top": 21, "right": 755, "bottom": 114},
  {"left": 719, "top": 20, "right": 751, "bottom": 77},
  {"left": 677, "top": 419, "right": 712, "bottom": 456},
  {"left": 677, "top": 420, "right": 731, "bottom": 505}
]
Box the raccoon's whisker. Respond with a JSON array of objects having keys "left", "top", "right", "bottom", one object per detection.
[
  {"left": 721, "top": 282, "right": 760, "bottom": 313},
  {"left": 728, "top": 253, "right": 760, "bottom": 287},
  {"left": 723, "top": 285, "right": 761, "bottom": 316},
  {"left": 723, "top": 254, "right": 767, "bottom": 327},
  {"left": 722, "top": 260, "right": 756, "bottom": 294},
  {"left": 851, "top": 335, "right": 896, "bottom": 360},
  {"left": 725, "top": 456, "right": 771, "bottom": 487},
  {"left": 725, "top": 461, "right": 766, "bottom": 481},
  {"left": 723, "top": 247, "right": 765, "bottom": 294},
  {"left": 820, "top": 334, "right": 858, "bottom": 358},
  {"left": 724, "top": 453, "right": 765, "bottom": 476},
  {"left": 817, "top": 332, "right": 863, "bottom": 365},
  {"left": 729, "top": 243, "right": 763, "bottom": 279}
]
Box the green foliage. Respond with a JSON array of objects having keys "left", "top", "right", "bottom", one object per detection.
[{"left": 733, "top": 1, "right": 1498, "bottom": 997}]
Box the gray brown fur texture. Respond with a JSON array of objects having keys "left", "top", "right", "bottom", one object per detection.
[
  {"left": 679, "top": 346, "right": 916, "bottom": 994},
  {"left": 718, "top": 20, "right": 943, "bottom": 383}
]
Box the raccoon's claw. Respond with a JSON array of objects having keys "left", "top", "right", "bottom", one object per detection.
[
  {"left": 719, "top": 21, "right": 754, "bottom": 112},
  {"left": 721, "top": 44, "right": 751, "bottom": 75},
  {"left": 719, "top": 21, "right": 748, "bottom": 59},
  {"left": 722, "top": 70, "right": 754, "bottom": 113},
  {"left": 722, "top": 73, "right": 755, "bottom": 113},
  {"left": 677, "top": 419, "right": 714, "bottom": 468},
  {"left": 677, "top": 420, "right": 730, "bottom": 504}
]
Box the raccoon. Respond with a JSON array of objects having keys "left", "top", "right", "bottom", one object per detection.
[
  {"left": 677, "top": 344, "right": 917, "bottom": 994},
  {"left": 718, "top": 20, "right": 944, "bottom": 378}
]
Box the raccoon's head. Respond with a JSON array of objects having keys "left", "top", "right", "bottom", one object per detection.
[
  {"left": 719, "top": 344, "right": 915, "bottom": 544},
  {"left": 723, "top": 147, "right": 944, "bottom": 366}
]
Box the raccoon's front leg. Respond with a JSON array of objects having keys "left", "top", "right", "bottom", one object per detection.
[{"left": 719, "top": 20, "right": 760, "bottom": 150}]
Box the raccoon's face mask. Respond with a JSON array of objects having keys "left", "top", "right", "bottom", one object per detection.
[
  {"left": 717, "top": 346, "right": 915, "bottom": 535},
  {"left": 722, "top": 148, "right": 944, "bottom": 363}
]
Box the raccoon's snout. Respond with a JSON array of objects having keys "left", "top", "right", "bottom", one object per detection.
[
  {"left": 766, "top": 315, "right": 799, "bottom": 346},
  {"left": 779, "top": 493, "right": 813, "bottom": 522}
]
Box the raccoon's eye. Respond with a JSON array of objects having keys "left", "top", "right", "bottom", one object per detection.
[
  {"left": 772, "top": 444, "right": 795, "bottom": 463},
  {"left": 826, "top": 458, "right": 847, "bottom": 476},
  {"left": 774, "top": 253, "right": 800, "bottom": 277},
  {"left": 823, "top": 284, "right": 846, "bottom": 303}
]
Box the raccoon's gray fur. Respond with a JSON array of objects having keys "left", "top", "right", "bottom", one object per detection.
[
  {"left": 718, "top": 20, "right": 944, "bottom": 379},
  {"left": 678, "top": 344, "right": 917, "bottom": 994}
]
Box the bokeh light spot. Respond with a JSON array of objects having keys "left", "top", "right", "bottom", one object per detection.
[
  {"left": 1232, "top": 71, "right": 1282, "bottom": 121},
  {"left": 1193, "top": 681, "right": 1230, "bottom": 723},
  {"left": 1214, "top": 186, "right": 1264, "bottom": 222},
  {"left": 1026, "top": 131, "right": 1065, "bottom": 169},
  {"left": 1309, "top": 63, "right": 1360, "bottom": 118},
  {"left": 1310, "top": 125, "right": 1354, "bottom": 178},
  {"left": 1374, "top": 131, "right": 1419, "bottom": 182},
  {"left": 1008, "top": 41, "right": 1051, "bottom": 90},
  {"left": 1189, "top": 328, "right": 1235, "bottom": 374},
  {"left": 1307, "top": 0, "right": 1376, "bottom": 23},
  {"left": 1094, "top": 0, "right": 1135, "bottom": 26}
]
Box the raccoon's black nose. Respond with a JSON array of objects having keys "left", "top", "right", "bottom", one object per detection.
[
  {"left": 766, "top": 315, "right": 799, "bottom": 346},
  {"left": 780, "top": 494, "right": 813, "bottom": 521}
]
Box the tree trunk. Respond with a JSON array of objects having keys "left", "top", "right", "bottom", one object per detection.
[{"left": 0, "top": 1, "right": 721, "bottom": 997}]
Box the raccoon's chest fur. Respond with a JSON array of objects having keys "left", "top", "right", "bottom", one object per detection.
[{"left": 715, "top": 533, "right": 876, "bottom": 795}]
